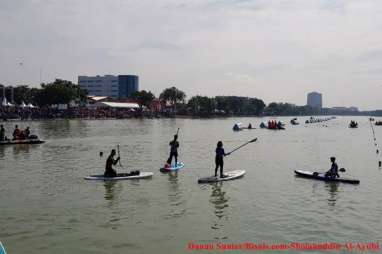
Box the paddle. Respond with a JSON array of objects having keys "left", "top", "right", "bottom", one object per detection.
[
  {"left": 313, "top": 168, "right": 346, "bottom": 176},
  {"left": 226, "top": 138, "right": 257, "bottom": 156},
  {"left": 117, "top": 144, "right": 124, "bottom": 168},
  {"left": 176, "top": 127, "right": 180, "bottom": 136}
]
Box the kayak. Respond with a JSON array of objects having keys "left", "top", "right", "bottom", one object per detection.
[
  {"left": 294, "top": 170, "right": 360, "bottom": 184},
  {"left": 0, "top": 139, "right": 45, "bottom": 146},
  {"left": 160, "top": 162, "right": 185, "bottom": 172},
  {"left": 84, "top": 172, "right": 153, "bottom": 181},
  {"left": 198, "top": 170, "right": 245, "bottom": 183}
]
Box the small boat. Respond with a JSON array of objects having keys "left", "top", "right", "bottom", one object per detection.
[
  {"left": 233, "top": 123, "right": 243, "bottom": 131},
  {"left": 0, "top": 138, "right": 45, "bottom": 146},
  {"left": 294, "top": 170, "right": 360, "bottom": 184},
  {"left": 349, "top": 121, "right": 358, "bottom": 128},
  {"left": 375, "top": 121, "right": 382, "bottom": 126},
  {"left": 290, "top": 118, "right": 299, "bottom": 125}
]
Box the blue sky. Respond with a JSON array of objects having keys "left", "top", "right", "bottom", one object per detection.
[{"left": 0, "top": 0, "right": 381, "bottom": 109}]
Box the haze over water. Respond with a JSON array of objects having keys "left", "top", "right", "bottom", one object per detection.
[{"left": 0, "top": 116, "right": 381, "bottom": 253}]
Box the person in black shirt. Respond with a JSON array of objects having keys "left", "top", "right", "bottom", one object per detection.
[
  {"left": 104, "top": 149, "right": 120, "bottom": 177},
  {"left": 215, "top": 141, "right": 230, "bottom": 178},
  {"left": 166, "top": 135, "right": 179, "bottom": 167}
]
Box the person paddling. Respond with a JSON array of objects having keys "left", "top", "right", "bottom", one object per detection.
[
  {"left": 0, "top": 125, "right": 5, "bottom": 141},
  {"left": 215, "top": 141, "right": 231, "bottom": 178},
  {"left": 325, "top": 157, "right": 339, "bottom": 178},
  {"left": 104, "top": 149, "right": 120, "bottom": 177},
  {"left": 166, "top": 134, "right": 179, "bottom": 167}
]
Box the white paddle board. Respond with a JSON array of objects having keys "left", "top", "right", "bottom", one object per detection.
[
  {"left": 84, "top": 172, "right": 153, "bottom": 180},
  {"left": 198, "top": 170, "right": 245, "bottom": 183}
]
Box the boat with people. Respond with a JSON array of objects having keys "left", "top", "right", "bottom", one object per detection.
[
  {"left": 233, "top": 122, "right": 244, "bottom": 131},
  {"left": 260, "top": 120, "right": 285, "bottom": 130},
  {"left": 0, "top": 138, "right": 45, "bottom": 146},
  {"left": 305, "top": 116, "right": 336, "bottom": 124},
  {"left": 375, "top": 121, "right": 382, "bottom": 126},
  {"left": 349, "top": 121, "right": 358, "bottom": 128},
  {"left": 294, "top": 170, "right": 360, "bottom": 184},
  {"left": 0, "top": 124, "right": 44, "bottom": 145},
  {"left": 290, "top": 118, "right": 299, "bottom": 125}
]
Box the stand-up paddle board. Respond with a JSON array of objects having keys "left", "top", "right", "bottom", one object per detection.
[
  {"left": 198, "top": 170, "right": 245, "bottom": 183},
  {"left": 294, "top": 170, "right": 360, "bottom": 184},
  {"left": 160, "top": 162, "right": 185, "bottom": 172},
  {"left": 84, "top": 172, "right": 153, "bottom": 181},
  {"left": 0, "top": 242, "right": 7, "bottom": 254}
]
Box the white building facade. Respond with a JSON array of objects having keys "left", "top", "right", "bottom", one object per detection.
[
  {"left": 78, "top": 75, "right": 139, "bottom": 99},
  {"left": 79, "top": 75, "right": 119, "bottom": 98}
]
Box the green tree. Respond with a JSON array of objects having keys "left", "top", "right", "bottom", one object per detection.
[
  {"left": 159, "top": 86, "right": 186, "bottom": 107},
  {"left": 131, "top": 90, "right": 155, "bottom": 109},
  {"left": 188, "top": 96, "right": 216, "bottom": 116},
  {"left": 34, "top": 79, "right": 85, "bottom": 107}
]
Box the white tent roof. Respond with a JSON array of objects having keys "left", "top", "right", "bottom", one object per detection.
[{"left": 98, "top": 101, "right": 140, "bottom": 109}]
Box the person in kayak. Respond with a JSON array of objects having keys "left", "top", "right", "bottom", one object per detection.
[
  {"left": 325, "top": 157, "right": 339, "bottom": 178},
  {"left": 166, "top": 135, "right": 179, "bottom": 167},
  {"left": 104, "top": 149, "right": 120, "bottom": 177},
  {"left": 24, "top": 127, "right": 30, "bottom": 139},
  {"left": 12, "top": 125, "right": 21, "bottom": 140},
  {"left": 215, "top": 141, "right": 230, "bottom": 178}
]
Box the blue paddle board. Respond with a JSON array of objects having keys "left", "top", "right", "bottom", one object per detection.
[
  {"left": 0, "top": 242, "right": 7, "bottom": 254},
  {"left": 160, "top": 162, "right": 185, "bottom": 172}
]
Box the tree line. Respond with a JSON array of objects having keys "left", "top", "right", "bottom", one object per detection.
[{"left": 1, "top": 80, "right": 320, "bottom": 116}]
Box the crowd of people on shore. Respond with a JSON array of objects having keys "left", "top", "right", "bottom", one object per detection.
[{"left": 0, "top": 106, "right": 142, "bottom": 121}]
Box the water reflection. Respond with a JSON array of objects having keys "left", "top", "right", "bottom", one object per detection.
[
  {"left": 325, "top": 182, "right": 339, "bottom": 207},
  {"left": 103, "top": 181, "right": 123, "bottom": 206},
  {"left": 165, "top": 171, "right": 186, "bottom": 219},
  {"left": 209, "top": 182, "right": 229, "bottom": 230}
]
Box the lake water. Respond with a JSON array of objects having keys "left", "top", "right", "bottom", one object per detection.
[{"left": 1, "top": 117, "right": 381, "bottom": 253}]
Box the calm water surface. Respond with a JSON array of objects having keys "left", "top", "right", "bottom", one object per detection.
[{"left": 0, "top": 117, "right": 381, "bottom": 253}]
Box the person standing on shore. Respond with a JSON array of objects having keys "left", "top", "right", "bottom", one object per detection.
[{"left": 166, "top": 134, "right": 179, "bottom": 167}]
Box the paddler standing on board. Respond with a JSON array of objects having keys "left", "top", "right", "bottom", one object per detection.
[
  {"left": 166, "top": 134, "right": 179, "bottom": 168},
  {"left": 215, "top": 141, "right": 231, "bottom": 178},
  {"left": 104, "top": 149, "right": 120, "bottom": 177}
]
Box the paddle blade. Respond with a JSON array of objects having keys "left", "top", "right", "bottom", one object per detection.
[
  {"left": 339, "top": 168, "right": 346, "bottom": 172},
  {"left": 250, "top": 138, "right": 258, "bottom": 143}
]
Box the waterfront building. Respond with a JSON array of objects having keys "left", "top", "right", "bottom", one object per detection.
[
  {"left": 307, "top": 92, "right": 322, "bottom": 109},
  {"left": 78, "top": 75, "right": 139, "bottom": 99}
]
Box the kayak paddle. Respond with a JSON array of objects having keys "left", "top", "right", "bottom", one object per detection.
[
  {"left": 227, "top": 138, "right": 257, "bottom": 155},
  {"left": 313, "top": 168, "right": 346, "bottom": 176}
]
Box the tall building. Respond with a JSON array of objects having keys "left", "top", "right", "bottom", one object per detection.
[
  {"left": 78, "top": 75, "right": 139, "bottom": 99},
  {"left": 307, "top": 92, "right": 322, "bottom": 109}
]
